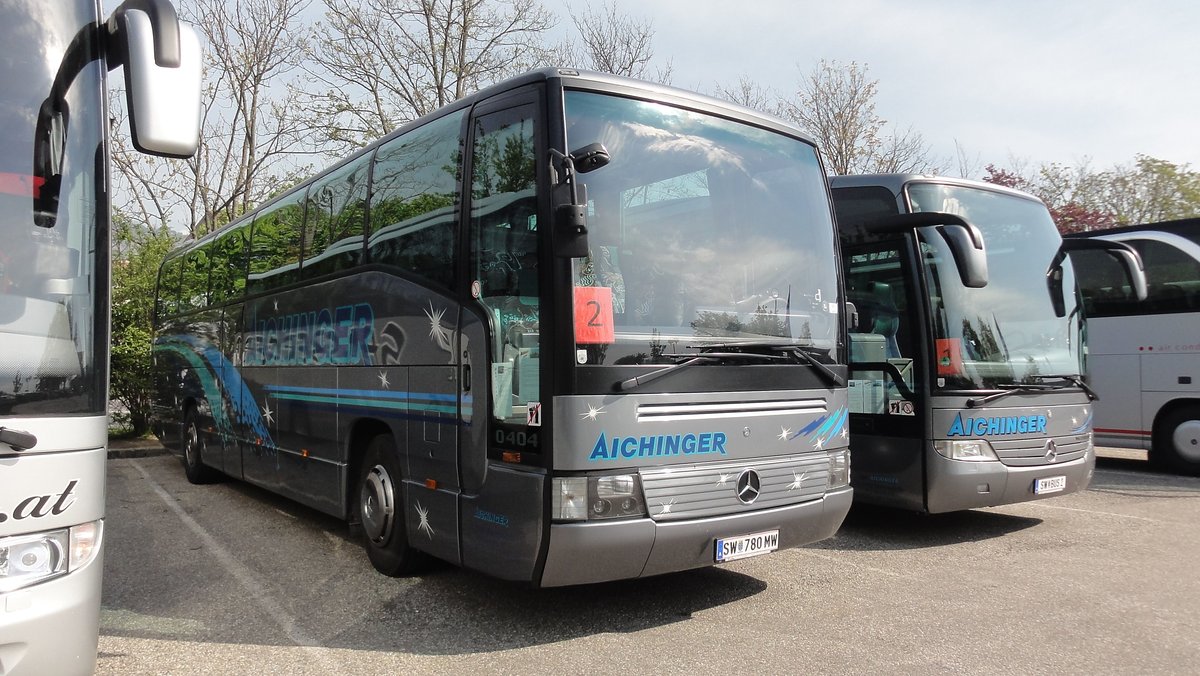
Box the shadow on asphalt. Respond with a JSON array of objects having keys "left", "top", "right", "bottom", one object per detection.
[
  {"left": 809, "top": 503, "right": 1043, "bottom": 553},
  {"left": 1089, "top": 455, "right": 1200, "bottom": 499},
  {"left": 331, "top": 565, "right": 770, "bottom": 655},
  {"left": 103, "top": 459, "right": 769, "bottom": 655}
]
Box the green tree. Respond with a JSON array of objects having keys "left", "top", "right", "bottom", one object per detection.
[
  {"left": 111, "top": 215, "right": 180, "bottom": 436},
  {"left": 984, "top": 155, "right": 1200, "bottom": 233}
]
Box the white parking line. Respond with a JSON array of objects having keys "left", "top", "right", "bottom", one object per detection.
[
  {"left": 130, "top": 460, "right": 341, "bottom": 671},
  {"left": 799, "top": 549, "right": 919, "bottom": 580},
  {"left": 1013, "top": 501, "right": 1170, "bottom": 524}
]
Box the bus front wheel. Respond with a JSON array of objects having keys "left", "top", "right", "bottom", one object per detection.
[
  {"left": 181, "top": 407, "right": 220, "bottom": 484},
  {"left": 356, "top": 434, "right": 423, "bottom": 576},
  {"left": 1153, "top": 405, "right": 1200, "bottom": 476}
]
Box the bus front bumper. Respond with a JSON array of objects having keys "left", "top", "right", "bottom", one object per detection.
[
  {"left": 0, "top": 547, "right": 102, "bottom": 676},
  {"left": 925, "top": 449, "right": 1095, "bottom": 514},
  {"left": 538, "top": 487, "right": 853, "bottom": 587}
]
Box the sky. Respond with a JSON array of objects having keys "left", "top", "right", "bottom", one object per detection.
[{"left": 581, "top": 0, "right": 1200, "bottom": 176}]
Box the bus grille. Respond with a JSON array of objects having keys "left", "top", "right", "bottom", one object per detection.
[
  {"left": 636, "top": 397, "right": 827, "bottom": 423},
  {"left": 990, "top": 433, "right": 1092, "bottom": 467},
  {"left": 639, "top": 454, "right": 829, "bottom": 522}
]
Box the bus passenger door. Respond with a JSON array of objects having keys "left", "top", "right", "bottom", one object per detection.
[
  {"left": 845, "top": 241, "right": 927, "bottom": 510},
  {"left": 458, "top": 90, "right": 549, "bottom": 581}
]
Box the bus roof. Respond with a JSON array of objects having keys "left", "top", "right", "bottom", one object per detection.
[
  {"left": 1063, "top": 216, "right": 1200, "bottom": 239},
  {"left": 170, "top": 67, "right": 818, "bottom": 261},
  {"left": 829, "top": 173, "right": 1046, "bottom": 205}
]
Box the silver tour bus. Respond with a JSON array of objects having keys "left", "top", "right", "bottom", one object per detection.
[
  {"left": 150, "top": 69, "right": 853, "bottom": 586},
  {"left": 831, "top": 174, "right": 1144, "bottom": 512},
  {"left": 0, "top": 1, "right": 200, "bottom": 674}
]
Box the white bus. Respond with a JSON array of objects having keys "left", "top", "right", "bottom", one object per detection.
[
  {"left": 0, "top": 1, "right": 200, "bottom": 673},
  {"left": 1066, "top": 218, "right": 1200, "bottom": 474}
]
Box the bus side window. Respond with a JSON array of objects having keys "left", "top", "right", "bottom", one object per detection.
[{"left": 368, "top": 111, "right": 463, "bottom": 290}]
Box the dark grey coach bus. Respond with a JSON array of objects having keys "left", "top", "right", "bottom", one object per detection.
[
  {"left": 830, "top": 174, "right": 1143, "bottom": 513},
  {"left": 1, "top": 1, "right": 200, "bottom": 674},
  {"left": 151, "top": 69, "right": 853, "bottom": 586}
]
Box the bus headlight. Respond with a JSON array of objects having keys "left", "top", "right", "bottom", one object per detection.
[
  {"left": 827, "top": 449, "right": 851, "bottom": 489},
  {"left": 0, "top": 520, "right": 103, "bottom": 594},
  {"left": 934, "top": 439, "right": 999, "bottom": 462},
  {"left": 552, "top": 475, "right": 647, "bottom": 522}
]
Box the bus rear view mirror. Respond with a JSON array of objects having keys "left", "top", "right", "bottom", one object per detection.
[
  {"left": 1054, "top": 238, "right": 1148, "bottom": 316},
  {"left": 550, "top": 143, "right": 610, "bottom": 258},
  {"left": 860, "top": 211, "right": 988, "bottom": 289},
  {"left": 112, "top": 2, "right": 202, "bottom": 158},
  {"left": 935, "top": 223, "right": 989, "bottom": 289}
]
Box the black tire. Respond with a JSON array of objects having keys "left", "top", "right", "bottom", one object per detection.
[
  {"left": 1152, "top": 405, "right": 1200, "bottom": 476},
  {"left": 356, "top": 434, "right": 423, "bottom": 576},
  {"left": 181, "top": 407, "right": 220, "bottom": 484}
]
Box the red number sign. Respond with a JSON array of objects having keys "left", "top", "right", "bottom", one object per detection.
[{"left": 574, "top": 287, "right": 615, "bottom": 344}]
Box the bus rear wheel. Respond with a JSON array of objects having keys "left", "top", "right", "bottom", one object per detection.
[
  {"left": 181, "top": 407, "right": 220, "bottom": 484},
  {"left": 1153, "top": 405, "right": 1200, "bottom": 476},
  {"left": 356, "top": 434, "right": 423, "bottom": 576}
]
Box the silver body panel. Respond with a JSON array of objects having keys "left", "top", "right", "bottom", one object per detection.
[
  {"left": 541, "top": 487, "right": 852, "bottom": 587},
  {"left": 542, "top": 390, "right": 853, "bottom": 585},
  {"left": 1, "top": 416, "right": 107, "bottom": 676},
  {"left": 925, "top": 395, "right": 1095, "bottom": 513}
]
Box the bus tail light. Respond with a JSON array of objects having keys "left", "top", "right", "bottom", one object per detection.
[
  {"left": 0, "top": 520, "right": 103, "bottom": 593},
  {"left": 827, "top": 449, "right": 851, "bottom": 489},
  {"left": 934, "top": 439, "right": 999, "bottom": 461},
  {"left": 552, "top": 475, "right": 647, "bottom": 522}
]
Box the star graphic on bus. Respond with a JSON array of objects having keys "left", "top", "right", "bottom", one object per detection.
[
  {"left": 261, "top": 402, "right": 274, "bottom": 425},
  {"left": 415, "top": 502, "right": 434, "bottom": 538},
  {"left": 378, "top": 370, "right": 390, "bottom": 389},
  {"left": 425, "top": 301, "right": 454, "bottom": 354},
  {"left": 659, "top": 499, "right": 676, "bottom": 516},
  {"left": 716, "top": 472, "right": 733, "bottom": 487},
  {"left": 787, "top": 470, "right": 808, "bottom": 491},
  {"left": 813, "top": 436, "right": 825, "bottom": 450},
  {"left": 778, "top": 426, "right": 791, "bottom": 441},
  {"left": 580, "top": 404, "right": 606, "bottom": 421}
]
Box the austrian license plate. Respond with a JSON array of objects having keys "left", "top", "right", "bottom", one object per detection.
[
  {"left": 715, "top": 530, "right": 779, "bottom": 563},
  {"left": 1034, "top": 475, "right": 1067, "bottom": 495}
]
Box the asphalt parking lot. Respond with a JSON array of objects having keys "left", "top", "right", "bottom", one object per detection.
[{"left": 97, "top": 448, "right": 1200, "bottom": 675}]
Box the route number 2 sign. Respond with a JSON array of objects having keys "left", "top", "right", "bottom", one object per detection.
[{"left": 574, "top": 287, "right": 615, "bottom": 343}]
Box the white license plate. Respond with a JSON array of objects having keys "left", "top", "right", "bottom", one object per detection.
[
  {"left": 1034, "top": 475, "right": 1067, "bottom": 495},
  {"left": 715, "top": 530, "right": 779, "bottom": 563}
]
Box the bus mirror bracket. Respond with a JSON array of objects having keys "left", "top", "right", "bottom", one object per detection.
[
  {"left": 860, "top": 211, "right": 988, "bottom": 288},
  {"left": 1058, "top": 238, "right": 1148, "bottom": 304},
  {"left": 550, "top": 143, "right": 610, "bottom": 259}
]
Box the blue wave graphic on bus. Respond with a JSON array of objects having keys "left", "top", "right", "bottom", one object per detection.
[
  {"left": 791, "top": 406, "right": 848, "bottom": 449},
  {"left": 1070, "top": 410, "right": 1093, "bottom": 435},
  {"left": 262, "top": 384, "right": 470, "bottom": 422},
  {"left": 154, "top": 334, "right": 275, "bottom": 449}
]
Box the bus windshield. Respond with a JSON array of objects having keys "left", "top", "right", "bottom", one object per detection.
[
  {"left": 564, "top": 91, "right": 842, "bottom": 365},
  {"left": 908, "top": 183, "right": 1083, "bottom": 391},
  {"left": 0, "top": 1, "right": 105, "bottom": 416}
]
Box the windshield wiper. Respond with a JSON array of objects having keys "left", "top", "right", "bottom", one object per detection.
[
  {"left": 615, "top": 356, "right": 717, "bottom": 392},
  {"left": 684, "top": 341, "right": 846, "bottom": 388},
  {"left": 614, "top": 349, "right": 791, "bottom": 392},
  {"left": 1033, "top": 373, "right": 1098, "bottom": 401},
  {"left": 966, "top": 382, "right": 1060, "bottom": 408}
]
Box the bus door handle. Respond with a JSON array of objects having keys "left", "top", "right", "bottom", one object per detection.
[{"left": 462, "top": 363, "right": 471, "bottom": 391}]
